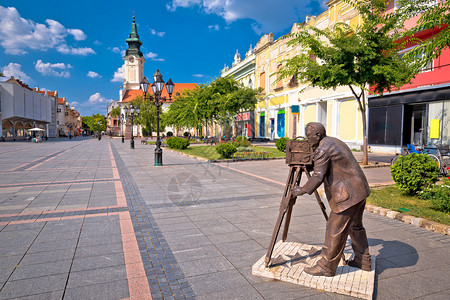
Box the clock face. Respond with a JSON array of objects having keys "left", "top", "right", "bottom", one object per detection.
[{"left": 129, "top": 56, "right": 135, "bottom": 63}]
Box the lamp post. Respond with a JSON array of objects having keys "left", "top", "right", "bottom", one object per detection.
[
  {"left": 141, "top": 70, "right": 174, "bottom": 166},
  {"left": 126, "top": 103, "right": 140, "bottom": 149},
  {"left": 120, "top": 113, "right": 125, "bottom": 143}
]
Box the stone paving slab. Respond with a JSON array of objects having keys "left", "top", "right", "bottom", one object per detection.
[{"left": 252, "top": 241, "right": 376, "bottom": 300}]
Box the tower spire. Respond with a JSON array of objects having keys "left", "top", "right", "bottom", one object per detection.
[{"left": 125, "top": 13, "right": 143, "bottom": 58}]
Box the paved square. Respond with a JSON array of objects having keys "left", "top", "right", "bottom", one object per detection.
[{"left": 252, "top": 241, "right": 375, "bottom": 299}]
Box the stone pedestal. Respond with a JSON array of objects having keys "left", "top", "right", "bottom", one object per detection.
[{"left": 252, "top": 241, "right": 376, "bottom": 300}]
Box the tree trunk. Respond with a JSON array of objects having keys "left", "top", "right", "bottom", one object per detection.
[{"left": 349, "top": 85, "right": 369, "bottom": 165}]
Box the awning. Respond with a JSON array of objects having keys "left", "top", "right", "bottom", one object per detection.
[{"left": 368, "top": 85, "right": 450, "bottom": 107}]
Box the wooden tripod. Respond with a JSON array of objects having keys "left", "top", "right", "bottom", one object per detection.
[{"left": 264, "top": 164, "right": 328, "bottom": 267}]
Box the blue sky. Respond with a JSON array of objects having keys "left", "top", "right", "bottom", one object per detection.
[{"left": 0, "top": 0, "right": 326, "bottom": 116}]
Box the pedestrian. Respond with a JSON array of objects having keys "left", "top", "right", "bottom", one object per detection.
[{"left": 291, "top": 122, "right": 371, "bottom": 276}]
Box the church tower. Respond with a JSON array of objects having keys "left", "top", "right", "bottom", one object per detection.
[{"left": 123, "top": 14, "right": 145, "bottom": 92}]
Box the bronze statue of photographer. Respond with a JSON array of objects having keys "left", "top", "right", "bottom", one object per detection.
[{"left": 291, "top": 122, "right": 372, "bottom": 277}]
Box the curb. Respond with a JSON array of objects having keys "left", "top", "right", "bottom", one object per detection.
[{"left": 364, "top": 203, "right": 449, "bottom": 235}]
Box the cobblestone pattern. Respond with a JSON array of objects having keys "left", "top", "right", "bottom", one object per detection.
[
  {"left": 111, "top": 144, "right": 194, "bottom": 300},
  {"left": 253, "top": 241, "right": 375, "bottom": 300}
]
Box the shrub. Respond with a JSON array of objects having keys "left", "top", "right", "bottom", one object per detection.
[
  {"left": 166, "top": 137, "right": 190, "bottom": 150},
  {"left": 419, "top": 178, "right": 450, "bottom": 213},
  {"left": 184, "top": 131, "right": 190, "bottom": 137},
  {"left": 390, "top": 153, "right": 439, "bottom": 195},
  {"left": 236, "top": 146, "right": 254, "bottom": 152},
  {"left": 166, "top": 131, "right": 174, "bottom": 137},
  {"left": 199, "top": 135, "right": 204, "bottom": 140},
  {"left": 216, "top": 142, "right": 237, "bottom": 158},
  {"left": 276, "top": 137, "right": 290, "bottom": 152},
  {"left": 233, "top": 136, "right": 251, "bottom": 147}
]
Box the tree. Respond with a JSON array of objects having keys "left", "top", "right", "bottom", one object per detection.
[
  {"left": 85, "top": 113, "right": 106, "bottom": 133},
  {"left": 397, "top": 0, "right": 450, "bottom": 65},
  {"left": 129, "top": 95, "right": 161, "bottom": 137},
  {"left": 111, "top": 106, "right": 121, "bottom": 124},
  {"left": 278, "top": 0, "right": 418, "bottom": 164},
  {"left": 164, "top": 78, "right": 258, "bottom": 141}
]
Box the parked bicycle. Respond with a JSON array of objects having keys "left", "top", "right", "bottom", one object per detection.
[{"left": 391, "top": 144, "right": 450, "bottom": 176}]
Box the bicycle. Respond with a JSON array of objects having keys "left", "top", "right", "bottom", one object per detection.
[{"left": 391, "top": 144, "right": 449, "bottom": 176}]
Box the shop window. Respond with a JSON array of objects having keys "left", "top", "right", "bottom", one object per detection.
[
  {"left": 277, "top": 110, "right": 285, "bottom": 137},
  {"left": 368, "top": 105, "right": 402, "bottom": 145},
  {"left": 259, "top": 114, "right": 266, "bottom": 137}
]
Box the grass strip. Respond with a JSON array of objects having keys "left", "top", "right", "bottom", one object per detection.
[
  {"left": 367, "top": 186, "right": 450, "bottom": 225},
  {"left": 168, "top": 145, "right": 286, "bottom": 161}
]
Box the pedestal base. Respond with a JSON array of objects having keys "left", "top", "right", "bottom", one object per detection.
[{"left": 252, "top": 241, "right": 375, "bottom": 300}]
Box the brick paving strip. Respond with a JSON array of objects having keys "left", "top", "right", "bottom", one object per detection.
[{"left": 110, "top": 142, "right": 195, "bottom": 300}]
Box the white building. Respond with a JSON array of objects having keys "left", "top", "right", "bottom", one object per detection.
[{"left": 0, "top": 77, "right": 52, "bottom": 140}]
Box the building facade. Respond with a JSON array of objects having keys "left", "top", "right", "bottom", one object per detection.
[
  {"left": 221, "top": 46, "right": 256, "bottom": 139},
  {"left": 0, "top": 77, "right": 52, "bottom": 140},
  {"left": 368, "top": 0, "right": 450, "bottom": 152}
]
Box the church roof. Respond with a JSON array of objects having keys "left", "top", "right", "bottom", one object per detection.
[{"left": 121, "top": 83, "right": 199, "bottom": 103}]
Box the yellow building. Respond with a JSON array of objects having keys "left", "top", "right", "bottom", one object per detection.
[{"left": 254, "top": 0, "right": 365, "bottom": 148}]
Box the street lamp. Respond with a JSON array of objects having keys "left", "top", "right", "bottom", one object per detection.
[
  {"left": 120, "top": 113, "right": 126, "bottom": 143},
  {"left": 126, "top": 103, "right": 140, "bottom": 149},
  {"left": 141, "top": 70, "right": 174, "bottom": 166}
]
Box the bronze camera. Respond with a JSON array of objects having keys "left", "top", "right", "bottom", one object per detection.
[{"left": 285, "top": 139, "right": 314, "bottom": 166}]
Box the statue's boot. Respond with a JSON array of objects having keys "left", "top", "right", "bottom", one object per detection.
[
  {"left": 347, "top": 255, "right": 372, "bottom": 271},
  {"left": 304, "top": 263, "right": 335, "bottom": 277}
]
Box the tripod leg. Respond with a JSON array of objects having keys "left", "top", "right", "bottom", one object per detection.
[
  {"left": 282, "top": 166, "right": 302, "bottom": 241},
  {"left": 265, "top": 166, "right": 297, "bottom": 267}
]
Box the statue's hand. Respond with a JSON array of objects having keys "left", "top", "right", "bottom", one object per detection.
[{"left": 291, "top": 186, "right": 306, "bottom": 197}]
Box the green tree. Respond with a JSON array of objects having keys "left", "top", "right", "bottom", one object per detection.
[
  {"left": 85, "top": 113, "right": 106, "bottom": 133},
  {"left": 129, "top": 96, "right": 161, "bottom": 137},
  {"left": 278, "top": 0, "right": 418, "bottom": 164},
  {"left": 204, "top": 77, "right": 258, "bottom": 141},
  {"left": 164, "top": 86, "right": 206, "bottom": 136},
  {"left": 397, "top": 0, "right": 450, "bottom": 65},
  {"left": 111, "top": 106, "right": 121, "bottom": 124}
]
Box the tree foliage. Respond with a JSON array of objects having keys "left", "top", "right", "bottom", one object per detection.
[
  {"left": 130, "top": 95, "right": 162, "bottom": 136},
  {"left": 83, "top": 113, "right": 106, "bottom": 132},
  {"left": 164, "top": 77, "right": 258, "bottom": 140},
  {"left": 278, "top": 0, "right": 419, "bottom": 164},
  {"left": 397, "top": 0, "right": 450, "bottom": 64}
]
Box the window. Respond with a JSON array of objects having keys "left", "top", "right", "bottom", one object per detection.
[
  {"left": 276, "top": 65, "right": 283, "bottom": 89},
  {"left": 398, "top": 46, "right": 434, "bottom": 73},
  {"left": 260, "top": 72, "right": 266, "bottom": 92}
]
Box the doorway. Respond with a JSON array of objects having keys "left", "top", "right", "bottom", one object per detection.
[{"left": 411, "top": 107, "right": 426, "bottom": 146}]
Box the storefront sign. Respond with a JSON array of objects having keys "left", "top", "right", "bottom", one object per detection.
[{"left": 430, "top": 119, "right": 440, "bottom": 139}]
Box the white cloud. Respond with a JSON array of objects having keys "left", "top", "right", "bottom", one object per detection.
[
  {"left": 67, "top": 28, "right": 86, "bottom": 41},
  {"left": 1, "top": 62, "right": 32, "bottom": 83},
  {"left": 35, "top": 60, "right": 72, "bottom": 78},
  {"left": 150, "top": 28, "right": 166, "bottom": 37},
  {"left": 94, "top": 40, "right": 102, "bottom": 45},
  {"left": 144, "top": 52, "right": 165, "bottom": 62},
  {"left": 56, "top": 44, "right": 95, "bottom": 55},
  {"left": 166, "top": 0, "right": 326, "bottom": 34},
  {"left": 0, "top": 6, "right": 95, "bottom": 55},
  {"left": 87, "top": 71, "right": 101, "bottom": 78},
  {"left": 111, "top": 65, "right": 125, "bottom": 82},
  {"left": 88, "top": 93, "right": 106, "bottom": 104},
  {"left": 193, "top": 74, "right": 205, "bottom": 78},
  {"left": 111, "top": 47, "right": 121, "bottom": 53},
  {"left": 208, "top": 24, "right": 220, "bottom": 31}
]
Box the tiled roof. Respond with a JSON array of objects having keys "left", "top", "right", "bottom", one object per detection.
[{"left": 121, "top": 83, "right": 198, "bottom": 103}]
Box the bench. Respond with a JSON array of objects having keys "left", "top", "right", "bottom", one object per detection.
[
  {"left": 206, "top": 137, "right": 217, "bottom": 145},
  {"left": 141, "top": 138, "right": 148, "bottom": 144}
]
